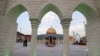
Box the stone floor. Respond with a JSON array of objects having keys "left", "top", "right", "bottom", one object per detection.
[{"left": 14, "top": 42, "right": 88, "bottom": 56}]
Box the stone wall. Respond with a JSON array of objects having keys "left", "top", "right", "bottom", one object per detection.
[{"left": 86, "top": 17, "right": 100, "bottom": 56}]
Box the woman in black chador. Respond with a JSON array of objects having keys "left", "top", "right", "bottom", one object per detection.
[{"left": 23, "top": 38, "right": 27, "bottom": 47}]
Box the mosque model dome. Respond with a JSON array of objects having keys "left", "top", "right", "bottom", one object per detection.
[{"left": 47, "top": 27, "right": 56, "bottom": 34}]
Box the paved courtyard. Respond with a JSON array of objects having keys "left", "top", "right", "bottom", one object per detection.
[{"left": 14, "top": 43, "right": 88, "bottom": 56}]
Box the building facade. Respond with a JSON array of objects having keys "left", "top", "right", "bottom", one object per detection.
[{"left": 37, "top": 27, "right": 63, "bottom": 44}]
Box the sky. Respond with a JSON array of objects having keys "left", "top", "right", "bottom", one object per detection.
[
  {"left": 70, "top": 11, "right": 87, "bottom": 37},
  {"left": 17, "top": 11, "right": 87, "bottom": 37},
  {"left": 17, "top": 12, "right": 32, "bottom": 35}
]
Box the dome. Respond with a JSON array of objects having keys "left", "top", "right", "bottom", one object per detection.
[{"left": 47, "top": 27, "right": 56, "bottom": 34}]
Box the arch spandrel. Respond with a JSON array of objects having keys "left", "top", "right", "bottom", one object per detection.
[
  {"left": 39, "top": 3, "right": 62, "bottom": 21},
  {"left": 74, "top": 3, "right": 97, "bottom": 21},
  {"left": 5, "top": 4, "right": 28, "bottom": 21}
]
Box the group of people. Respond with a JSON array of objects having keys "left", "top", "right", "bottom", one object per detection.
[{"left": 45, "top": 36, "right": 56, "bottom": 47}]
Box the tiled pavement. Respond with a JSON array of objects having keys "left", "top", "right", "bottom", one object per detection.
[{"left": 14, "top": 43, "right": 88, "bottom": 56}]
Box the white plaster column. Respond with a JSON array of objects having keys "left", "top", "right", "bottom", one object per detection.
[
  {"left": 61, "top": 19, "right": 71, "bottom": 56},
  {"left": 30, "top": 19, "right": 40, "bottom": 56},
  {"left": 86, "top": 17, "right": 100, "bottom": 56}
]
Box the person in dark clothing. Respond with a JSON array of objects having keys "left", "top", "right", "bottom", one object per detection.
[{"left": 23, "top": 39, "right": 27, "bottom": 47}]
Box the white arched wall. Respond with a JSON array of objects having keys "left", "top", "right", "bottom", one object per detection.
[{"left": 0, "top": 0, "right": 100, "bottom": 56}]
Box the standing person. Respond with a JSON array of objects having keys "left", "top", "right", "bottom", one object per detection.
[{"left": 23, "top": 38, "right": 27, "bottom": 47}]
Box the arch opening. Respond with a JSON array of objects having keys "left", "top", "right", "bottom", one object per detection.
[
  {"left": 69, "top": 11, "right": 87, "bottom": 45},
  {"left": 70, "top": 3, "right": 96, "bottom": 45},
  {"left": 37, "top": 11, "right": 63, "bottom": 56},
  {"left": 68, "top": 10, "right": 88, "bottom": 56}
]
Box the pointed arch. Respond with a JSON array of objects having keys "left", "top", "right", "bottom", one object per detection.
[
  {"left": 74, "top": 3, "right": 96, "bottom": 21},
  {"left": 6, "top": 4, "right": 27, "bottom": 20},
  {"left": 39, "top": 3, "right": 62, "bottom": 20}
]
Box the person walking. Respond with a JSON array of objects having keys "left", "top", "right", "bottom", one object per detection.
[{"left": 23, "top": 38, "right": 27, "bottom": 47}]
